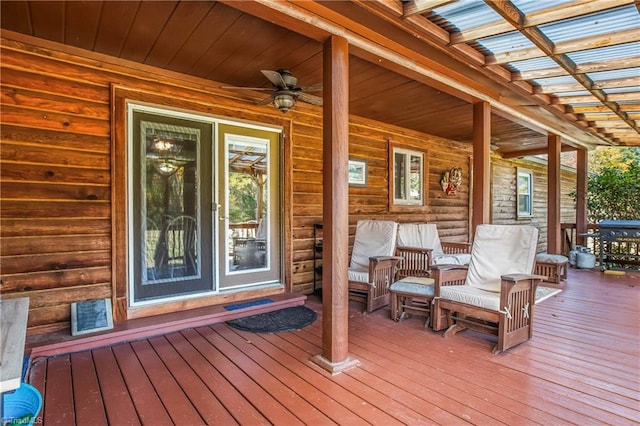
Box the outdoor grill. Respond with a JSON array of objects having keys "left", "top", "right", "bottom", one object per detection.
[{"left": 598, "top": 220, "right": 640, "bottom": 271}]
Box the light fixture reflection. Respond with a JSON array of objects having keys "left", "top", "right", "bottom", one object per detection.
[{"left": 155, "top": 160, "right": 178, "bottom": 176}]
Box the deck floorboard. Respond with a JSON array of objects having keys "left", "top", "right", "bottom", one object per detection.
[{"left": 27, "top": 269, "right": 640, "bottom": 425}]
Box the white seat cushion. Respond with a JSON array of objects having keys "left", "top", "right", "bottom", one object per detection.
[
  {"left": 536, "top": 253, "right": 568, "bottom": 264},
  {"left": 397, "top": 223, "right": 444, "bottom": 256},
  {"left": 440, "top": 285, "right": 500, "bottom": 311},
  {"left": 348, "top": 268, "right": 369, "bottom": 283},
  {"left": 433, "top": 253, "right": 471, "bottom": 265},
  {"left": 465, "top": 224, "right": 539, "bottom": 293},
  {"left": 349, "top": 220, "right": 398, "bottom": 272}
]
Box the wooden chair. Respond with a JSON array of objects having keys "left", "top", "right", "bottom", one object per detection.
[
  {"left": 348, "top": 220, "right": 401, "bottom": 313},
  {"left": 395, "top": 223, "right": 471, "bottom": 280},
  {"left": 432, "top": 224, "right": 544, "bottom": 354},
  {"left": 165, "top": 215, "right": 198, "bottom": 277}
]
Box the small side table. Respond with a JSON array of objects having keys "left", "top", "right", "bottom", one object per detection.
[{"left": 389, "top": 277, "right": 435, "bottom": 327}]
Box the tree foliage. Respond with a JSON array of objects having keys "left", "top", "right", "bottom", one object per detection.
[{"left": 586, "top": 147, "right": 640, "bottom": 223}]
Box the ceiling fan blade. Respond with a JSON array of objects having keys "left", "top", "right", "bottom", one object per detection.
[
  {"left": 301, "top": 83, "right": 323, "bottom": 91},
  {"left": 256, "top": 94, "right": 275, "bottom": 106},
  {"left": 261, "top": 69, "right": 287, "bottom": 88},
  {"left": 298, "top": 92, "right": 323, "bottom": 106},
  {"left": 221, "top": 86, "right": 273, "bottom": 91}
]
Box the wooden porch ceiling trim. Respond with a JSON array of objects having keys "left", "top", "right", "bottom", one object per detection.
[{"left": 224, "top": 0, "right": 609, "bottom": 149}]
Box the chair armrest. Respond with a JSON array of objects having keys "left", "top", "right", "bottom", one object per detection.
[
  {"left": 368, "top": 256, "right": 402, "bottom": 287},
  {"left": 432, "top": 265, "right": 469, "bottom": 297},
  {"left": 441, "top": 242, "right": 471, "bottom": 254},
  {"left": 501, "top": 273, "right": 546, "bottom": 282},
  {"left": 499, "top": 274, "right": 545, "bottom": 307}
]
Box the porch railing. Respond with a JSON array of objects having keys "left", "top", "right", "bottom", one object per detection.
[{"left": 561, "top": 223, "right": 599, "bottom": 256}]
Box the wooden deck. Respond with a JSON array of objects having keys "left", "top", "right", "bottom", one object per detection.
[{"left": 25, "top": 269, "right": 639, "bottom": 425}]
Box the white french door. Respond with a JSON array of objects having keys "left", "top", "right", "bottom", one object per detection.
[{"left": 128, "top": 105, "right": 281, "bottom": 305}]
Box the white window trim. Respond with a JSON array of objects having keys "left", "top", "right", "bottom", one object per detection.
[
  {"left": 392, "top": 146, "right": 424, "bottom": 206},
  {"left": 517, "top": 168, "right": 533, "bottom": 218}
]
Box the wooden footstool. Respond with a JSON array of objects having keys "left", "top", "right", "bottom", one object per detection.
[
  {"left": 535, "top": 253, "right": 569, "bottom": 284},
  {"left": 389, "top": 276, "right": 435, "bottom": 327}
]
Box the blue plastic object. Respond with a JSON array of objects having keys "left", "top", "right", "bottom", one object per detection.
[{"left": 2, "top": 383, "right": 42, "bottom": 426}]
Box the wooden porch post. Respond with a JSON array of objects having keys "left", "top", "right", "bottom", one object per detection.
[
  {"left": 547, "top": 134, "right": 562, "bottom": 254},
  {"left": 311, "top": 35, "right": 359, "bottom": 374},
  {"left": 575, "top": 148, "right": 588, "bottom": 246},
  {"left": 472, "top": 101, "right": 491, "bottom": 234}
]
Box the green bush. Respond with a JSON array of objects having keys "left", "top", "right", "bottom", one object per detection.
[{"left": 585, "top": 147, "right": 640, "bottom": 223}]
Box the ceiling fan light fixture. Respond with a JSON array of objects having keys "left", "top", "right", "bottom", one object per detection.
[{"left": 273, "top": 93, "right": 296, "bottom": 113}]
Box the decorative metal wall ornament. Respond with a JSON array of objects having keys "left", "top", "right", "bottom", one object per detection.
[{"left": 441, "top": 167, "right": 462, "bottom": 196}]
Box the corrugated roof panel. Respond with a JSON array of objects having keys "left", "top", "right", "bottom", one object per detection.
[
  {"left": 534, "top": 75, "right": 580, "bottom": 85},
  {"left": 539, "top": 6, "right": 639, "bottom": 43},
  {"left": 508, "top": 57, "right": 560, "bottom": 72},
  {"left": 589, "top": 68, "right": 640, "bottom": 81},
  {"left": 603, "top": 86, "right": 640, "bottom": 94},
  {"left": 555, "top": 90, "right": 592, "bottom": 97},
  {"left": 568, "top": 42, "right": 640, "bottom": 64},
  {"left": 476, "top": 31, "right": 535, "bottom": 55},
  {"left": 432, "top": 1, "right": 501, "bottom": 32}
]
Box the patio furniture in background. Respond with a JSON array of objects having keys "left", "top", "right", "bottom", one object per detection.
[
  {"left": 348, "top": 220, "right": 401, "bottom": 313},
  {"left": 432, "top": 224, "right": 544, "bottom": 354},
  {"left": 534, "top": 253, "right": 569, "bottom": 283},
  {"left": 395, "top": 223, "right": 471, "bottom": 280}
]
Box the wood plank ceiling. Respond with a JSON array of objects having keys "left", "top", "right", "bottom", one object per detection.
[{"left": 1, "top": 0, "right": 638, "bottom": 156}]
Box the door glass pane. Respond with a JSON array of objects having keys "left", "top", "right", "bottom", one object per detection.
[
  {"left": 142, "top": 122, "right": 200, "bottom": 283},
  {"left": 409, "top": 154, "right": 422, "bottom": 202},
  {"left": 227, "top": 135, "right": 268, "bottom": 272},
  {"left": 394, "top": 152, "right": 406, "bottom": 200}
]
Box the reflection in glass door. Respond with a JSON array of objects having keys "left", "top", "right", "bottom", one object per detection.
[
  {"left": 219, "top": 124, "right": 281, "bottom": 289},
  {"left": 131, "top": 111, "right": 213, "bottom": 303}
]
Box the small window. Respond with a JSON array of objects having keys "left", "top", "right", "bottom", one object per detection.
[
  {"left": 517, "top": 168, "right": 533, "bottom": 218},
  {"left": 392, "top": 146, "right": 424, "bottom": 206}
]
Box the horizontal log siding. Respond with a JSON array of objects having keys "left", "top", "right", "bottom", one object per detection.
[
  {"left": 491, "top": 156, "right": 577, "bottom": 252},
  {"left": 1, "top": 34, "right": 575, "bottom": 335}
]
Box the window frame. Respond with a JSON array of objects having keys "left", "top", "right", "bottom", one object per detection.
[
  {"left": 516, "top": 167, "right": 534, "bottom": 218},
  {"left": 388, "top": 142, "right": 429, "bottom": 211}
]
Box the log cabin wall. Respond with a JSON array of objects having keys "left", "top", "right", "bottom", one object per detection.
[
  {"left": 0, "top": 34, "right": 574, "bottom": 336},
  {"left": 491, "top": 156, "right": 577, "bottom": 252}
]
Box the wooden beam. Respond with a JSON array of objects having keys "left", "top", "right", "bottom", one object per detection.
[
  {"left": 489, "top": 28, "right": 640, "bottom": 64},
  {"left": 500, "top": 144, "right": 575, "bottom": 159},
  {"left": 575, "top": 148, "right": 588, "bottom": 246},
  {"left": 402, "top": 0, "right": 455, "bottom": 18},
  {"left": 547, "top": 134, "right": 562, "bottom": 254},
  {"left": 536, "top": 76, "right": 640, "bottom": 94},
  {"left": 472, "top": 102, "right": 491, "bottom": 231},
  {"left": 312, "top": 35, "right": 358, "bottom": 375},
  {"left": 514, "top": 55, "right": 640, "bottom": 80}
]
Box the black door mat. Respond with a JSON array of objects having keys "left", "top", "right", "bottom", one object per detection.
[{"left": 226, "top": 305, "right": 317, "bottom": 333}]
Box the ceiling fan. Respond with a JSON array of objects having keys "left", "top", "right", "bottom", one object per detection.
[{"left": 223, "top": 69, "right": 323, "bottom": 113}]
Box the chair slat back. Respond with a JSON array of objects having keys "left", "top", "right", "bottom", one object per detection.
[
  {"left": 350, "top": 220, "right": 398, "bottom": 271},
  {"left": 466, "top": 224, "right": 538, "bottom": 292},
  {"left": 397, "top": 223, "right": 444, "bottom": 256}
]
